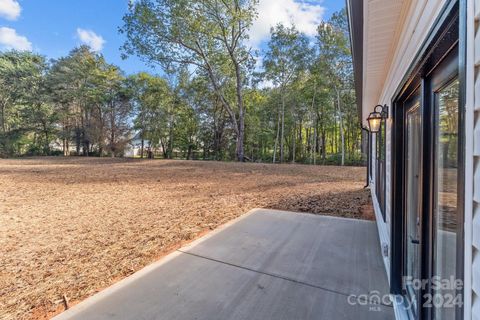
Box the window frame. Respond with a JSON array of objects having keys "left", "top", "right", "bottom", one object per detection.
[{"left": 376, "top": 118, "right": 387, "bottom": 221}]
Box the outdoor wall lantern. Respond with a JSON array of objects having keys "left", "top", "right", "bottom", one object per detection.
[{"left": 367, "top": 104, "right": 389, "bottom": 133}]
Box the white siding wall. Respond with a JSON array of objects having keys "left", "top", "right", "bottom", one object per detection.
[
  {"left": 370, "top": 133, "right": 391, "bottom": 281},
  {"left": 368, "top": 0, "right": 447, "bottom": 282},
  {"left": 470, "top": 0, "right": 480, "bottom": 318},
  {"left": 364, "top": 1, "right": 479, "bottom": 318},
  {"left": 378, "top": 0, "right": 447, "bottom": 105},
  {"left": 385, "top": 118, "right": 392, "bottom": 229},
  {"left": 371, "top": 0, "right": 448, "bottom": 219}
]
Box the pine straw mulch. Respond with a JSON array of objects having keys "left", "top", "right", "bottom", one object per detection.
[{"left": 0, "top": 157, "right": 371, "bottom": 320}]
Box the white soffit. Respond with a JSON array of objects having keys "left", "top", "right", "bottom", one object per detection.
[{"left": 362, "top": 0, "right": 409, "bottom": 123}]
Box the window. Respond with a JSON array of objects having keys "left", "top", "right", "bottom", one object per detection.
[{"left": 376, "top": 119, "right": 386, "bottom": 221}]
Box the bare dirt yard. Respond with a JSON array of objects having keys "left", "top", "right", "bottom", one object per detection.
[{"left": 0, "top": 157, "right": 370, "bottom": 319}]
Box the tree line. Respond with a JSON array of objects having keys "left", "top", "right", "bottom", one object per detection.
[{"left": 0, "top": 2, "right": 362, "bottom": 165}]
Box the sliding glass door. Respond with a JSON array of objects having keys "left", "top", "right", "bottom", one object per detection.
[
  {"left": 404, "top": 101, "right": 422, "bottom": 318},
  {"left": 390, "top": 3, "right": 464, "bottom": 319},
  {"left": 397, "top": 47, "right": 462, "bottom": 320},
  {"left": 433, "top": 78, "right": 460, "bottom": 320}
]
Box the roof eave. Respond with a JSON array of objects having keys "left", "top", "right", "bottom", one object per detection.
[{"left": 346, "top": 0, "right": 364, "bottom": 123}]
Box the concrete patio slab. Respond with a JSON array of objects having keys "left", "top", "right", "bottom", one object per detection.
[
  {"left": 181, "top": 209, "right": 390, "bottom": 297},
  {"left": 53, "top": 209, "right": 394, "bottom": 320}
]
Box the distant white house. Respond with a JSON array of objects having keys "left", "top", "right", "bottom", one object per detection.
[{"left": 124, "top": 132, "right": 150, "bottom": 158}]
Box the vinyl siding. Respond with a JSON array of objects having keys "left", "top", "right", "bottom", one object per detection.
[
  {"left": 369, "top": 0, "right": 447, "bottom": 282},
  {"left": 471, "top": 0, "right": 480, "bottom": 318}
]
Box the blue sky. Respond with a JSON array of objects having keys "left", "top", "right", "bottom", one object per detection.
[{"left": 0, "top": 0, "right": 344, "bottom": 75}]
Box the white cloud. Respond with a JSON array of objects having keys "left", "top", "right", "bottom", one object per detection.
[
  {"left": 0, "top": 0, "right": 20, "bottom": 20},
  {"left": 257, "top": 79, "right": 274, "bottom": 89},
  {"left": 248, "top": 0, "right": 325, "bottom": 48},
  {"left": 0, "top": 27, "right": 31, "bottom": 50},
  {"left": 76, "top": 28, "right": 105, "bottom": 51}
]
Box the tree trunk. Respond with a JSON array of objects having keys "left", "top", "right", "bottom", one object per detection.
[
  {"left": 337, "top": 90, "right": 345, "bottom": 166},
  {"left": 313, "top": 118, "right": 317, "bottom": 165},
  {"left": 140, "top": 111, "right": 145, "bottom": 159},
  {"left": 292, "top": 123, "right": 296, "bottom": 163},
  {"left": 0, "top": 101, "right": 6, "bottom": 134},
  {"left": 236, "top": 110, "right": 245, "bottom": 162},
  {"left": 44, "top": 122, "right": 49, "bottom": 155},
  {"left": 321, "top": 130, "right": 326, "bottom": 162},
  {"left": 160, "top": 139, "right": 167, "bottom": 158},
  {"left": 306, "top": 125, "right": 311, "bottom": 155},
  {"left": 298, "top": 121, "right": 303, "bottom": 159},
  {"left": 168, "top": 117, "right": 174, "bottom": 159},
  {"left": 273, "top": 107, "right": 281, "bottom": 163},
  {"left": 82, "top": 108, "right": 89, "bottom": 157},
  {"left": 311, "top": 81, "right": 318, "bottom": 165},
  {"left": 234, "top": 60, "right": 245, "bottom": 162},
  {"left": 75, "top": 124, "right": 81, "bottom": 155},
  {"left": 110, "top": 103, "right": 116, "bottom": 157},
  {"left": 280, "top": 89, "right": 285, "bottom": 163}
]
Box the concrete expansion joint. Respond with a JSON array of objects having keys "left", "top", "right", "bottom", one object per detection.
[{"left": 177, "top": 249, "right": 393, "bottom": 309}]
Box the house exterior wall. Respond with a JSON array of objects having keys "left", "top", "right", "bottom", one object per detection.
[
  {"left": 468, "top": 0, "right": 480, "bottom": 318},
  {"left": 354, "top": 0, "right": 478, "bottom": 318},
  {"left": 368, "top": 0, "right": 448, "bottom": 282},
  {"left": 375, "top": 3, "right": 448, "bottom": 276}
]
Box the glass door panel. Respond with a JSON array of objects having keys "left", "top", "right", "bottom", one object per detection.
[
  {"left": 405, "top": 103, "right": 422, "bottom": 318},
  {"left": 433, "top": 78, "right": 459, "bottom": 320}
]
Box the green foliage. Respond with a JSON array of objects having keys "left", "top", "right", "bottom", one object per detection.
[
  {"left": 0, "top": 47, "right": 133, "bottom": 157},
  {"left": 264, "top": 24, "right": 312, "bottom": 88},
  {"left": 0, "top": 6, "right": 362, "bottom": 165},
  {"left": 121, "top": 0, "right": 259, "bottom": 161},
  {"left": 0, "top": 51, "right": 50, "bottom": 156}
]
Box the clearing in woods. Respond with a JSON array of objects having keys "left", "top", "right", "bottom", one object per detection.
[{"left": 0, "top": 157, "right": 371, "bottom": 319}]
